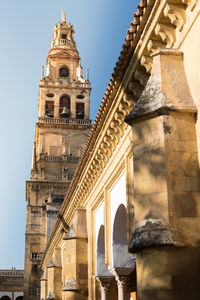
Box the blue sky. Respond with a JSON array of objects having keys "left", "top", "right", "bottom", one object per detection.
[{"left": 0, "top": 0, "right": 138, "bottom": 269}]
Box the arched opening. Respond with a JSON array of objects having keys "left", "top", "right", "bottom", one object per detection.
[
  {"left": 96, "top": 225, "right": 111, "bottom": 276},
  {"left": 59, "top": 66, "right": 69, "bottom": 78},
  {"left": 59, "top": 95, "right": 70, "bottom": 117},
  {"left": 96, "top": 225, "right": 117, "bottom": 299},
  {"left": 1, "top": 296, "right": 11, "bottom": 300},
  {"left": 76, "top": 102, "right": 84, "bottom": 119},
  {"left": 112, "top": 204, "right": 134, "bottom": 268},
  {"left": 45, "top": 101, "right": 54, "bottom": 118},
  {"left": 15, "top": 297, "right": 24, "bottom": 300}
]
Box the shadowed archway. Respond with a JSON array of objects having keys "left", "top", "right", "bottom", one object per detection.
[{"left": 112, "top": 204, "right": 134, "bottom": 268}]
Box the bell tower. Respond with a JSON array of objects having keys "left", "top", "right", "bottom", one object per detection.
[{"left": 24, "top": 12, "right": 91, "bottom": 300}]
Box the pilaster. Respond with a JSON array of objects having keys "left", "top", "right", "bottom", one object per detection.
[
  {"left": 126, "top": 49, "right": 200, "bottom": 299},
  {"left": 62, "top": 207, "right": 88, "bottom": 300}
]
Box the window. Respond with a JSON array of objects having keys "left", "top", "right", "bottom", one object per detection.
[
  {"left": 61, "top": 34, "right": 67, "bottom": 39},
  {"left": 76, "top": 102, "right": 84, "bottom": 119},
  {"left": 46, "top": 93, "right": 54, "bottom": 98},
  {"left": 59, "top": 66, "right": 69, "bottom": 78},
  {"left": 45, "top": 101, "right": 54, "bottom": 118},
  {"left": 60, "top": 95, "right": 70, "bottom": 117},
  {"left": 76, "top": 94, "right": 85, "bottom": 99}
]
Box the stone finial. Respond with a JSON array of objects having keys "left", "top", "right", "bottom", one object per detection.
[
  {"left": 86, "top": 68, "right": 89, "bottom": 81},
  {"left": 31, "top": 142, "right": 37, "bottom": 170},
  {"left": 62, "top": 10, "right": 66, "bottom": 22},
  {"left": 41, "top": 65, "right": 44, "bottom": 80}
]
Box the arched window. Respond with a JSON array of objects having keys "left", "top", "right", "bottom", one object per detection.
[
  {"left": 15, "top": 297, "right": 24, "bottom": 300},
  {"left": 60, "top": 95, "right": 71, "bottom": 117},
  {"left": 1, "top": 296, "right": 11, "bottom": 300},
  {"left": 59, "top": 66, "right": 69, "bottom": 78}
]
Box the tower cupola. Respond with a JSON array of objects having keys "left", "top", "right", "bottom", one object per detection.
[
  {"left": 50, "top": 11, "right": 76, "bottom": 50},
  {"left": 39, "top": 11, "right": 91, "bottom": 121}
]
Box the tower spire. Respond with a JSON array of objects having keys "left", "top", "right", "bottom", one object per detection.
[{"left": 61, "top": 9, "right": 66, "bottom": 22}]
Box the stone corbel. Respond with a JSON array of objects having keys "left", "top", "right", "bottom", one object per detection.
[
  {"left": 155, "top": 23, "right": 175, "bottom": 48},
  {"left": 100, "top": 142, "right": 111, "bottom": 160},
  {"left": 147, "top": 39, "right": 166, "bottom": 53},
  {"left": 140, "top": 55, "right": 153, "bottom": 73},
  {"left": 119, "top": 102, "right": 129, "bottom": 116},
  {"left": 93, "top": 158, "right": 102, "bottom": 176},
  {"left": 110, "top": 120, "right": 123, "bottom": 140},
  {"left": 163, "top": 3, "right": 186, "bottom": 31},
  {"left": 123, "top": 93, "right": 137, "bottom": 108},
  {"left": 114, "top": 111, "right": 124, "bottom": 124},
  {"left": 128, "top": 79, "right": 143, "bottom": 98},
  {"left": 134, "top": 68, "right": 149, "bottom": 87},
  {"left": 107, "top": 128, "right": 118, "bottom": 148},
  {"left": 104, "top": 135, "right": 115, "bottom": 152}
]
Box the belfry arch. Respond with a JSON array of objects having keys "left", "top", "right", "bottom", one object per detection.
[
  {"left": 59, "top": 95, "right": 71, "bottom": 116},
  {"left": 59, "top": 65, "right": 69, "bottom": 78}
]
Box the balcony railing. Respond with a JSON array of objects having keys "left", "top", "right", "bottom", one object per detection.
[
  {"left": 31, "top": 252, "right": 43, "bottom": 261},
  {"left": 38, "top": 117, "right": 91, "bottom": 126},
  {"left": 39, "top": 154, "right": 79, "bottom": 163},
  {"left": 0, "top": 270, "right": 24, "bottom": 277},
  {"left": 60, "top": 39, "right": 67, "bottom": 44}
]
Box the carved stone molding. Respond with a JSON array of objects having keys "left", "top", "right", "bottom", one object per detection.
[
  {"left": 147, "top": 40, "right": 165, "bottom": 53},
  {"left": 183, "top": 0, "right": 198, "bottom": 11},
  {"left": 155, "top": 23, "right": 175, "bottom": 48},
  {"left": 140, "top": 55, "right": 153, "bottom": 73},
  {"left": 163, "top": 3, "right": 186, "bottom": 31},
  {"left": 128, "top": 80, "right": 144, "bottom": 97}
]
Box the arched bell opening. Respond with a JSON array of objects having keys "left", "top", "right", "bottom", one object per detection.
[
  {"left": 1, "top": 296, "right": 11, "bottom": 300},
  {"left": 59, "top": 95, "right": 71, "bottom": 118},
  {"left": 15, "top": 297, "right": 24, "bottom": 300},
  {"left": 45, "top": 101, "right": 54, "bottom": 118},
  {"left": 76, "top": 102, "right": 84, "bottom": 119},
  {"left": 59, "top": 66, "right": 69, "bottom": 78},
  {"left": 112, "top": 204, "right": 134, "bottom": 268}
]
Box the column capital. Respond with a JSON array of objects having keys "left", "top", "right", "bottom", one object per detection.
[{"left": 96, "top": 275, "right": 113, "bottom": 289}]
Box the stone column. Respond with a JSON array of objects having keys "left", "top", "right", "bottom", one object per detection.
[
  {"left": 110, "top": 268, "right": 133, "bottom": 300},
  {"left": 96, "top": 276, "right": 112, "bottom": 300},
  {"left": 125, "top": 49, "right": 200, "bottom": 299},
  {"left": 115, "top": 275, "right": 127, "bottom": 300}
]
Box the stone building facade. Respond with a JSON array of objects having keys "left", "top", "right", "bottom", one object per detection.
[
  {"left": 0, "top": 269, "right": 24, "bottom": 300},
  {"left": 24, "top": 12, "right": 91, "bottom": 300},
  {"left": 39, "top": 0, "right": 200, "bottom": 299}
]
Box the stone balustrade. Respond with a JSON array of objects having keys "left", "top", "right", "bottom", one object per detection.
[
  {"left": 0, "top": 270, "right": 24, "bottom": 277},
  {"left": 38, "top": 117, "right": 91, "bottom": 126},
  {"left": 39, "top": 79, "right": 91, "bottom": 89},
  {"left": 39, "top": 154, "right": 79, "bottom": 163},
  {"left": 60, "top": 39, "right": 67, "bottom": 44},
  {"left": 31, "top": 252, "right": 44, "bottom": 261}
]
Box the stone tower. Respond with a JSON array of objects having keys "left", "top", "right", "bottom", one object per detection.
[{"left": 24, "top": 11, "right": 91, "bottom": 300}]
